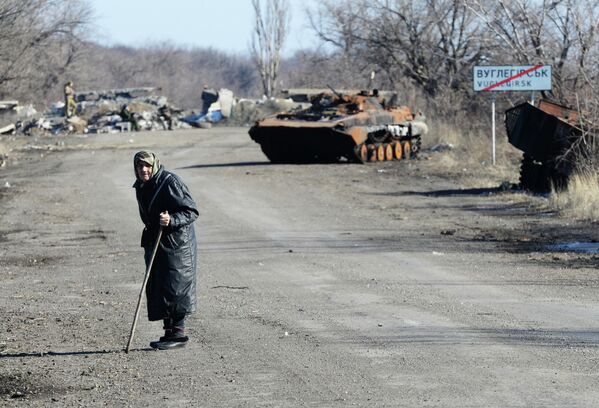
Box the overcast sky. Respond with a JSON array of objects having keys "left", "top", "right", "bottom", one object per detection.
[{"left": 89, "top": 0, "right": 321, "bottom": 56}]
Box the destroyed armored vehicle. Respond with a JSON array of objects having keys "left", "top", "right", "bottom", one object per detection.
[
  {"left": 505, "top": 99, "right": 593, "bottom": 193},
  {"left": 249, "top": 91, "right": 427, "bottom": 163}
]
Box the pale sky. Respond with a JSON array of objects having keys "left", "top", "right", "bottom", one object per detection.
[{"left": 89, "top": 0, "right": 321, "bottom": 56}]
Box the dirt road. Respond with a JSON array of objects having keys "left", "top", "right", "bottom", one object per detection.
[{"left": 1, "top": 128, "right": 599, "bottom": 407}]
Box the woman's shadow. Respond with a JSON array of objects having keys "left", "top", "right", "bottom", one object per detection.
[{"left": 0, "top": 347, "right": 154, "bottom": 359}]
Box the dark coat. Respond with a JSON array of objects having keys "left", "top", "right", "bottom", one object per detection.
[{"left": 133, "top": 166, "right": 199, "bottom": 321}]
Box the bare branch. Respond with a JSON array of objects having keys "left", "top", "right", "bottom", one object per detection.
[{"left": 250, "top": 0, "right": 290, "bottom": 97}]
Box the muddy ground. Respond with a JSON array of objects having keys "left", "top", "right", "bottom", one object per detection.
[{"left": 1, "top": 128, "right": 599, "bottom": 407}]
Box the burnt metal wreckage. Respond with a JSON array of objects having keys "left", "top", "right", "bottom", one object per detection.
[
  {"left": 505, "top": 99, "right": 597, "bottom": 193},
  {"left": 248, "top": 88, "right": 428, "bottom": 164}
]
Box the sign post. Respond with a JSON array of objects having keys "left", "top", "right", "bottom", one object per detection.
[
  {"left": 473, "top": 65, "right": 552, "bottom": 165},
  {"left": 491, "top": 93, "right": 496, "bottom": 165}
]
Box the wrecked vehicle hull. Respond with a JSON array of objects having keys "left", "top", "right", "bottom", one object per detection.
[
  {"left": 505, "top": 100, "right": 584, "bottom": 193},
  {"left": 249, "top": 93, "right": 427, "bottom": 164}
]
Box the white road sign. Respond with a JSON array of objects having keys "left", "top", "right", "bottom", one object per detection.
[{"left": 473, "top": 65, "right": 552, "bottom": 91}]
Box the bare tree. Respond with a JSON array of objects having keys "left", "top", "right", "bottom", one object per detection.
[
  {"left": 306, "top": 0, "right": 599, "bottom": 118},
  {"left": 73, "top": 42, "right": 260, "bottom": 109},
  {"left": 567, "top": 0, "right": 599, "bottom": 94},
  {"left": 0, "top": 0, "right": 92, "bottom": 103},
  {"left": 250, "top": 0, "right": 290, "bottom": 98},
  {"left": 309, "top": 0, "right": 487, "bottom": 97},
  {"left": 465, "top": 0, "right": 599, "bottom": 102},
  {"left": 307, "top": 0, "right": 375, "bottom": 88}
]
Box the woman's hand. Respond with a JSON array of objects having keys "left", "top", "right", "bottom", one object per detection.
[{"left": 159, "top": 211, "right": 170, "bottom": 227}]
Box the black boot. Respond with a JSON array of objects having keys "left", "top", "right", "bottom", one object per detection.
[
  {"left": 150, "top": 318, "right": 175, "bottom": 349},
  {"left": 159, "top": 318, "right": 173, "bottom": 341},
  {"left": 150, "top": 315, "right": 188, "bottom": 350}
]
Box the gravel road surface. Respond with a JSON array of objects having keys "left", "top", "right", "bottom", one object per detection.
[{"left": 1, "top": 128, "right": 599, "bottom": 407}]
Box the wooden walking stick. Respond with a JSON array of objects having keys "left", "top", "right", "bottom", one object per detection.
[{"left": 125, "top": 227, "right": 163, "bottom": 353}]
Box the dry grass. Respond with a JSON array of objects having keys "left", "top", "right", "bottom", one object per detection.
[
  {"left": 550, "top": 170, "right": 599, "bottom": 221},
  {"left": 423, "top": 121, "right": 522, "bottom": 187}
]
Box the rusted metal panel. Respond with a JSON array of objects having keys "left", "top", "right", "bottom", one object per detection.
[
  {"left": 538, "top": 99, "right": 580, "bottom": 125},
  {"left": 505, "top": 99, "right": 592, "bottom": 193}
]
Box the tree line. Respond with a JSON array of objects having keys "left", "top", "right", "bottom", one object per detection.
[{"left": 0, "top": 0, "right": 597, "bottom": 120}]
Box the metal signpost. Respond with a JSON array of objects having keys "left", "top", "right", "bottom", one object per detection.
[{"left": 473, "top": 65, "right": 552, "bottom": 165}]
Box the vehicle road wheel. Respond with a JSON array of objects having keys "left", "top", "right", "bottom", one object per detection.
[
  {"left": 392, "top": 142, "right": 402, "bottom": 160},
  {"left": 376, "top": 145, "right": 385, "bottom": 161},
  {"left": 369, "top": 145, "right": 378, "bottom": 161},
  {"left": 402, "top": 141, "right": 411, "bottom": 160},
  {"left": 359, "top": 144, "right": 368, "bottom": 163},
  {"left": 384, "top": 144, "right": 394, "bottom": 161}
]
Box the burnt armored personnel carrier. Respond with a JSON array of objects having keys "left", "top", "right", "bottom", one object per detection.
[
  {"left": 248, "top": 91, "right": 427, "bottom": 163},
  {"left": 505, "top": 99, "right": 591, "bottom": 193}
]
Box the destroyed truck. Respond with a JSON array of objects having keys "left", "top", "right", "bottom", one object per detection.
[
  {"left": 248, "top": 90, "right": 427, "bottom": 163},
  {"left": 505, "top": 99, "right": 593, "bottom": 193}
]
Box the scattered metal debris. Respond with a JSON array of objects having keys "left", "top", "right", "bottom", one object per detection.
[{"left": 0, "top": 87, "right": 307, "bottom": 139}]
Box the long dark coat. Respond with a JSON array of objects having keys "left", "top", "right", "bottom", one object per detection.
[{"left": 133, "top": 166, "right": 199, "bottom": 321}]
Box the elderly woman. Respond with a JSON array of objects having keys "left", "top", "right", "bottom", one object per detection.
[{"left": 133, "top": 151, "right": 199, "bottom": 350}]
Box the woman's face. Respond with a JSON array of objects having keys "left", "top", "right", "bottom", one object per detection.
[{"left": 136, "top": 161, "right": 152, "bottom": 182}]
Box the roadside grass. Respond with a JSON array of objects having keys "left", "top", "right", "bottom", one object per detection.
[
  {"left": 549, "top": 170, "right": 599, "bottom": 221},
  {"left": 413, "top": 97, "right": 599, "bottom": 222},
  {"left": 423, "top": 121, "right": 522, "bottom": 187}
]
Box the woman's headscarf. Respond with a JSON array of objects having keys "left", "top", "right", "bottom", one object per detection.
[{"left": 133, "top": 150, "right": 161, "bottom": 181}]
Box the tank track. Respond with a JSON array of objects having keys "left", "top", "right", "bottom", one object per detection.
[{"left": 354, "top": 123, "right": 422, "bottom": 163}]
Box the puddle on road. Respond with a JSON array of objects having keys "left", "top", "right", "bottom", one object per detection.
[{"left": 549, "top": 242, "right": 599, "bottom": 254}]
